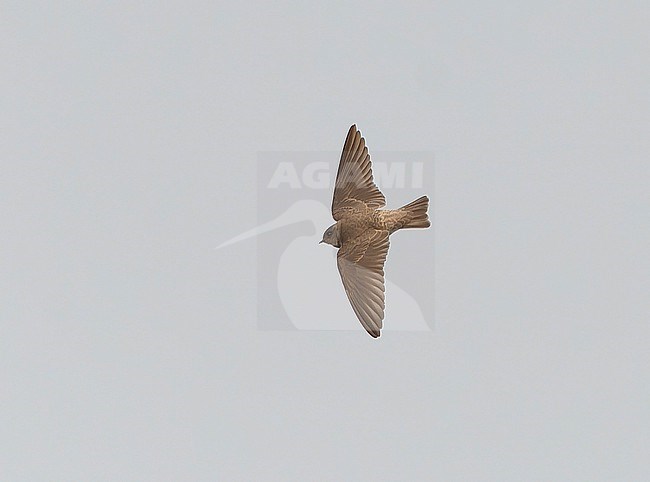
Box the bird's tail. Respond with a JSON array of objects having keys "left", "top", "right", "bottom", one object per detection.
[{"left": 399, "top": 195, "right": 430, "bottom": 229}]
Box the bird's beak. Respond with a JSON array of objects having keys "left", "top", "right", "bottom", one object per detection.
[{"left": 318, "top": 240, "right": 324, "bottom": 244}]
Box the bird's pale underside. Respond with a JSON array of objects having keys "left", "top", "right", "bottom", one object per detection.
[{"left": 320, "top": 125, "right": 430, "bottom": 338}]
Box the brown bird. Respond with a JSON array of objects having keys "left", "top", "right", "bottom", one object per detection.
[{"left": 320, "top": 125, "right": 431, "bottom": 338}]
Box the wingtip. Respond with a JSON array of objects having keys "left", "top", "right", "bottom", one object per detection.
[{"left": 369, "top": 330, "right": 381, "bottom": 339}]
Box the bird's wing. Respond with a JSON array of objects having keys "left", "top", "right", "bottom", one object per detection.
[
  {"left": 331, "top": 125, "right": 386, "bottom": 220},
  {"left": 337, "top": 229, "right": 390, "bottom": 338}
]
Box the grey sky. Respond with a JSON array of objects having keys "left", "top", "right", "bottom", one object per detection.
[{"left": 1, "top": 2, "right": 649, "bottom": 481}]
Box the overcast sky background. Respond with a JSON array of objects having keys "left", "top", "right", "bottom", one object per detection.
[{"left": 1, "top": 2, "right": 649, "bottom": 481}]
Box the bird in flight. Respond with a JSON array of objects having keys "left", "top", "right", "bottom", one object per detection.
[{"left": 320, "top": 125, "right": 430, "bottom": 338}]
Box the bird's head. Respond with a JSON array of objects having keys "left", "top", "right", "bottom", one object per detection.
[{"left": 319, "top": 223, "right": 340, "bottom": 248}]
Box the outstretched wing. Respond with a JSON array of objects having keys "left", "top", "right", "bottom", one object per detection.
[
  {"left": 337, "top": 229, "right": 390, "bottom": 338},
  {"left": 331, "top": 125, "right": 386, "bottom": 220}
]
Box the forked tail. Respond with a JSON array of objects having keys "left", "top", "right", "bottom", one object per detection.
[{"left": 399, "top": 195, "right": 430, "bottom": 229}]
